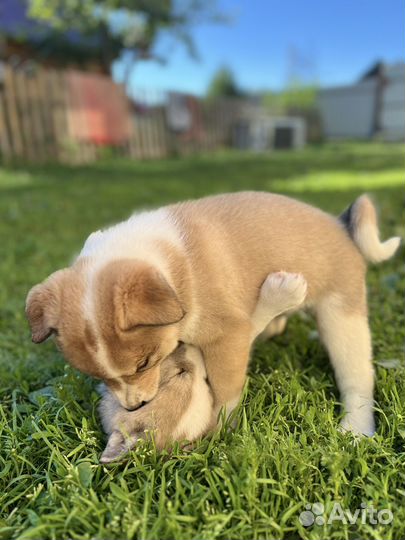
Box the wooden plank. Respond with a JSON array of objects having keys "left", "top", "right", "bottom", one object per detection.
[
  {"left": 136, "top": 117, "right": 145, "bottom": 159},
  {"left": 157, "top": 106, "right": 168, "bottom": 157},
  {"left": 26, "top": 71, "right": 46, "bottom": 162},
  {"left": 31, "top": 69, "right": 49, "bottom": 160},
  {"left": 149, "top": 110, "right": 158, "bottom": 158},
  {"left": 14, "top": 70, "right": 37, "bottom": 161},
  {"left": 47, "top": 70, "right": 59, "bottom": 160},
  {"left": 142, "top": 91, "right": 153, "bottom": 159},
  {"left": 35, "top": 67, "right": 56, "bottom": 160},
  {"left": 152, "top": 91, "right": 162, "bottom": 157},
  {"left": 56, "top": 70, "right": 70, "bottom": 162},
  {"left": 131, "top": 116, "right": 142, "bottom": 159},
  {"left": 136, "top": 110, "right": 147, "bottom": 159},
  {"left": 147, "top": 110, "right": 155, "bottom": 158},
  {"left": 116, "top": 82, "right": 132, "bottom": 158},
  {"left": 145, "top": 118, "right": 152, "bottom": 158},
  {"left": 135, "top": 114, "right": 144, "bottom": 159},
  {"left": 0, "top": 90, "right": 12, "bottom": 162},
  {"left": 3, "top": 65, "right": 24, "bottom": 158},
  {"left": 49, "top": 70, "right": 69, "bottom": 162},
  {"left": 129, "top": 117, "right": 139, "bottom": 159}
]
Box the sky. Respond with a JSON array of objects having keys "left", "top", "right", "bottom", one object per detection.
[{"left": 113, "top": 0, "right": 405, "bottom": 96}]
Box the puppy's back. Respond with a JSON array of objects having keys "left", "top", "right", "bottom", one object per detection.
[{"left": 170, "top": 191, "right": 366, "bottom": 308}]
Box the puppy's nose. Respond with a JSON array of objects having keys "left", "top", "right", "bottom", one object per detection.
[{"left": 124, "top": 401, "right": 148, "bottom": 412}]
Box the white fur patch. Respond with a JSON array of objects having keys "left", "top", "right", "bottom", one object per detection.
[
  {"left": 173, "top": 348, "right": 213, "bottom": 440},
  {"left": 354, "top": 223, "right": 401, "bottom": 264},
  {"left": 78, "top": 208, "right": 184, "bottom": 377},
  {"left": 224, "top": 396, "right": 240, "bottom": 417},
  {"left": 316, "top": 294, "right": 375, "bottom": 436},
  {"left": 251, "top": 271, "right": 307, "bottom": 339},
  {"left": 80, "top": 208, "right": 183, "bottom": 283}
]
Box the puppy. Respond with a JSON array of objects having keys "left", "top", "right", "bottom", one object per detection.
[
  {"left": 26, "top": 192, "right": 400, "bottom": 436},
  {"left": 99, "top": 271, "right": 308, "bottom": 462},
  {"left": 98, "top": 344, "right": 212, "bottom": 462}
]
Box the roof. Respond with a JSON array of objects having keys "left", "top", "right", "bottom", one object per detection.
[{"left": 360, "top": 61, "right": 405, "bottom": 82}]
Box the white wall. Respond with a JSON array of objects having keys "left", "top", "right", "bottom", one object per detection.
[
  {"left": 318, "top": 63, "right": 405, "bottom": 141},
  {"left": 380, "top": 64, "right": 405, "bottom": 141},
  {"left": 318, "top": 80, "right": 377, "bottom": 139}
]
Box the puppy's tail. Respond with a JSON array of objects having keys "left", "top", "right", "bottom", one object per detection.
[{"left": 339, "top": 195, "right": 401, "bottom": 263}]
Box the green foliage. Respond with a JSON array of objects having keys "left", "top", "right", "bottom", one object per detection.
[
  {"left": 263, "top": 85, "right": 318, "bottom": 112},
  {"left": 27, "top": 0, "right": 224, "bottom": 69},
  {"left": 206, "top": 66, "right": 244, "bottom": 99},
  {"left": 0, "top": 143, "right": 404, "bottom": 539}
]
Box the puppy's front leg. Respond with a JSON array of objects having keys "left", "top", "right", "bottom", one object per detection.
[
  {"left": 203, "top": 319, "right": 254, "bottom": 419},
  {"left": 205, "top": 272, "right": 308, "bottom": 420}
]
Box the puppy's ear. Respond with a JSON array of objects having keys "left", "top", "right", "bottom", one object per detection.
[
  {"left": 25, "top": 270, "right": 67, "bottom": 343},
  {"left": 100, "top": 430, "right": 138, "bottom": 463},
  {"left": 114, "top": 263, "right": 185, "bottom": 330}
]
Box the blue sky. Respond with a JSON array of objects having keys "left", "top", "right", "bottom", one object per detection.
[{"left": 113, "top": 0, "right": 404, "bottom": 95}]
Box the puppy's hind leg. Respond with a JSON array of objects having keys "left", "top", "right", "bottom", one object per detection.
[
  {"left": 251, "top": 271, "right": 307, "bottom": 339},
  {"left": 259, "top": 315, "right": 288, "bottom": 340},
  {"left": 315, "top": 294, "right": 375, "bottom": 436}
]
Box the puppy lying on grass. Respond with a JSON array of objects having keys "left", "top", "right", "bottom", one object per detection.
[
  {"left": 99, "top": 343, "right": 210, "bottom": 462},
  {"left": 99, "top": 271, "right": 307, "bottom": 462}
]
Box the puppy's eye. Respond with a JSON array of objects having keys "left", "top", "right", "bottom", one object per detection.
[{"left": 137, "top": 355, "right": 150, "bottom": 372}]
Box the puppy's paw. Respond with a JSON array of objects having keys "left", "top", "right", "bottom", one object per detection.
[
  {"left": 261, "top": 271, "right": 307, "bottom": 313},
  {"left": 339, "top": 412, "right": 375, "bottom": 437},
  {"left": 100, "top": 430, "right": 140, "bottom": 463}
]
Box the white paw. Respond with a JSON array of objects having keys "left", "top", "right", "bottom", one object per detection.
[
  {"left": 339, "top": 412, "right": 375, "bottom": 437},
  {"left": 261, "top": 271, "right": 308, "bottom": 312}
]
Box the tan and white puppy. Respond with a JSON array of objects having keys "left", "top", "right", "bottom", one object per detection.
[
  {"left": 99, "top": 271, "right": 308, "bottom": 462},
  {"left": 98, "top": 343, "right": 211, "bottom": 462},
  {"left": 26, "top": 192, "right": 400, "bottom": 436}
]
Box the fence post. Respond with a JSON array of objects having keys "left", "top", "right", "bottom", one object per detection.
[
  {"left": 4, "top": 65, "right": 24, "bottom": 158},
  {"left": 0, "top": 90, "right": 12, "bottom": 163},
  {"left": 49, "top": 69, "right": 69, "bottom": 163},
  {"left": 26, "top": 70, "right": 46, "bottom": 162}
]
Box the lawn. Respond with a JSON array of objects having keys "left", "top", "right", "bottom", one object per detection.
[{"left": 0, "top": 143, "right": 404, "bottom": 540}]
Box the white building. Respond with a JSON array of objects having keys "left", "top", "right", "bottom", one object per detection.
[{"left": 318, "top": 62, "right": 405, "bottom": 141}]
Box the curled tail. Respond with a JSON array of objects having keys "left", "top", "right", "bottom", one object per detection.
[{"left": 339, "top": 195, "right": 401, "bottom": 263}]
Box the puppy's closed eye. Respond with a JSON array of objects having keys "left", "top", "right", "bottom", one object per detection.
[{"left": 137, "top": 355, "right": 151, "bottom": 372}]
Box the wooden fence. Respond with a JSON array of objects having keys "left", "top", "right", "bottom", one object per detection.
[
  {"left": 0, "top": 65, "right": 69, "bottom": 163},
  {"left": 0, "top": 63, "right": 248, "bottom": 164},
  {"left": 0, "top": 64, "right": 131, "bottom": 164},
  {"left": 129, "top": 93, "right": 245, "bottom": 159}
]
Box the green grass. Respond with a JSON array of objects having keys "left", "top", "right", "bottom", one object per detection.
[{"left": 0, "top": 143, "right": 404, "bottom": 540}]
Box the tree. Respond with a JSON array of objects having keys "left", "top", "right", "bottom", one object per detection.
[
  {"left": 206, "top": 66, "right": 244, "bottom": 99},
  {"left": 262, "top": 85, "right": 318, "bottom": 112},
  {"left": 28, "top": 0, "right": 225, "bottom": 75}
]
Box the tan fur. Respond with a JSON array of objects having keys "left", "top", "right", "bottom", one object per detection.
[
  {"left": 99, "top": 271, "right": 308, "bottom": 461},
  {"left": 26, "top": 269, "right": 71, "bottom": 344},
  {"left": 99, "top": 344, "right": 210, "bottom": 461},
  {"left": 260, "top": 316, "right": 288, "bottom": 339},
  {"left": 26, "top": 192, "right": 400, "bottom": 436}
]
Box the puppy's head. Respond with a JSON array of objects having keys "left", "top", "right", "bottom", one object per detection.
[{"left": 26, "top": 258, "right": 184, "bottom": 410}]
